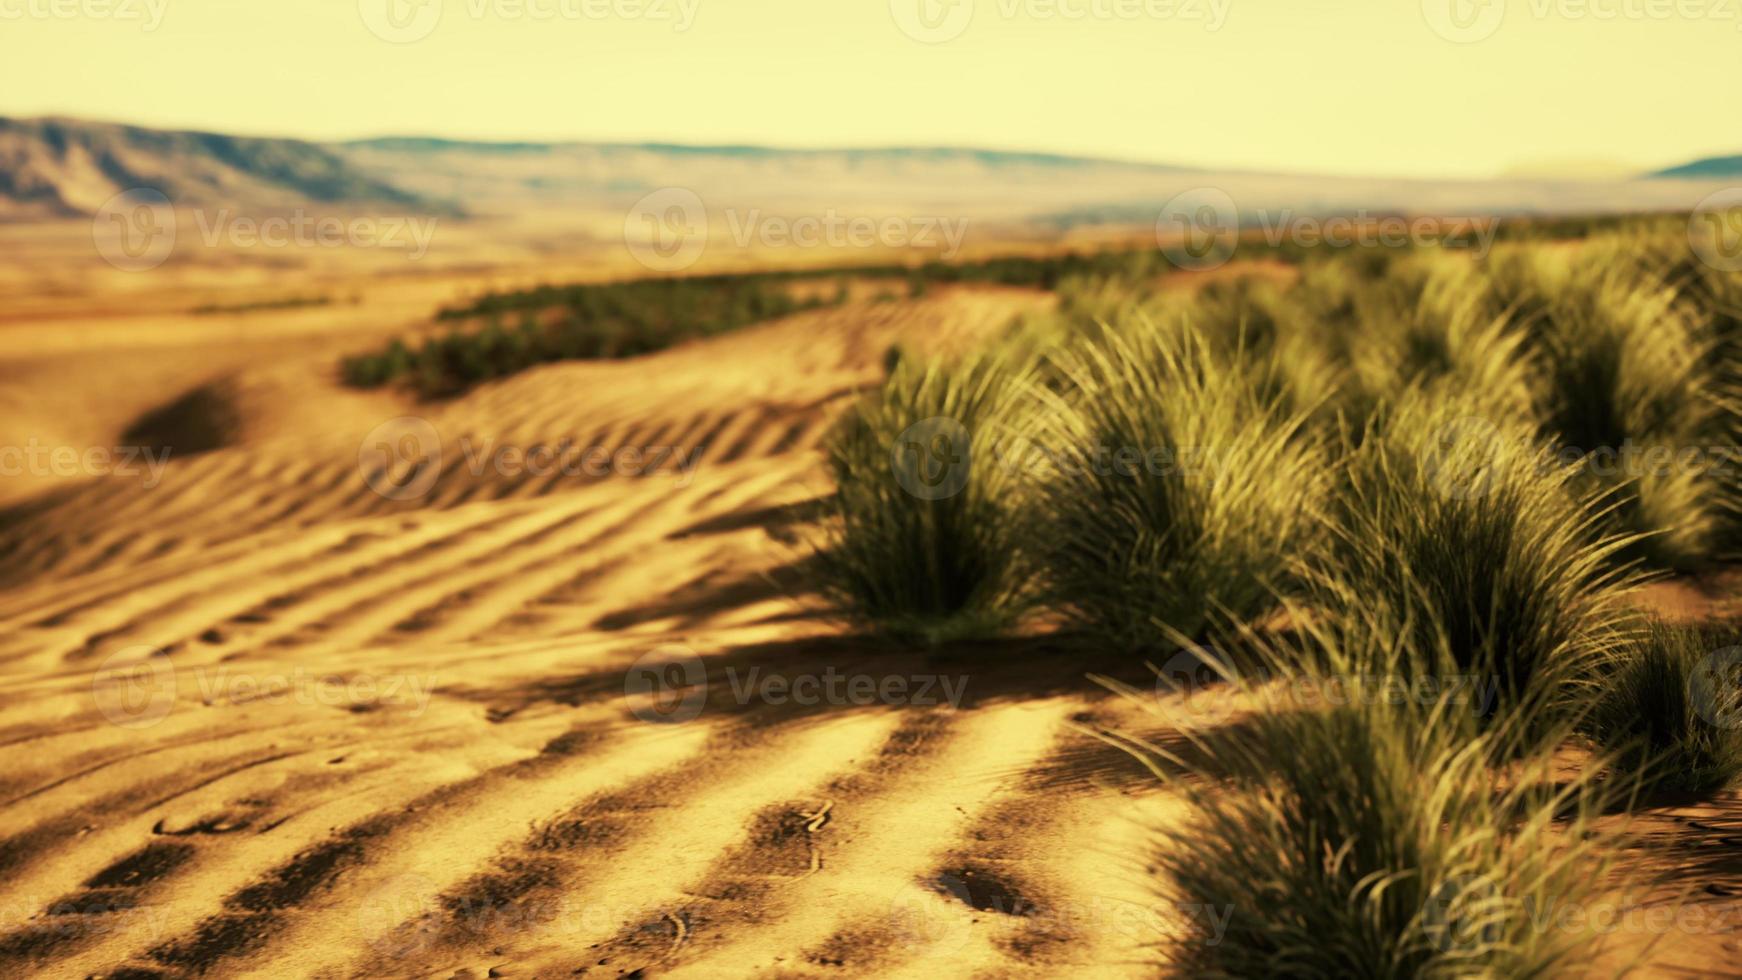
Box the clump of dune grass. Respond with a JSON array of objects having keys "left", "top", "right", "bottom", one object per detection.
[
  {"left": 1031, "top": 319, "right": 1330, "bottom": 652},
  {"left": 1478, "top": 242, "right": 1567, "bottom": 328},
  {"left": 1322, "top": 391, "right": 1642, "bottom": 731},
  {"left": 1051, "top": 272, "right": 1167, "bottom": 328},
  {"left": 1534, "top": 264, "right": 1709, "bottom": 458},
  {"left": 1480, "top": 232, "right": 1742, "bottom": 568},
  {"left": 1345, "top": 253, "right": 1539, "bottom": 426},
  {"left": 1184, "top": 275, "right": 1352, "bottom": 432},
  {"left": 1586, "top": 618, "right": 1742, "bottom": 797},
  {"left": 1291, "top": 255, "right": 1366, "bottom": 323},
  {"left": 1145, "top": 702, "right": 1620, "bottom": 978},
  {"left": 1187, "top": 274, "right": 1292, "bottom": 353},
  {"left": 1107, "top": 603, "right": 1627, "bottom": 979},
  {"left": 1524, "top": 256, "right": 1737, "bottom": 570},
  {"left": 1249, "top": 324, "right": 1345, "bottom": 438},
  {"left": 811, "top": 351, "right": 1038, "bottom": 644},
  {"left": 995, "top": 277, "right": 1128, "bottom": 382}
]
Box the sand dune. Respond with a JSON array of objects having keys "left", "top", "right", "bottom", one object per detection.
[
  {"left": 0, "top": 284, "right": 1207, "bottom": 978},
  {"left": 2, "top": 272, "right": 1739, "bottom": 978}
]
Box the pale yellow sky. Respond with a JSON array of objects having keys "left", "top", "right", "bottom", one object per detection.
[{"left": 2, "top": 0, "right": 1736, "bottom": 179}]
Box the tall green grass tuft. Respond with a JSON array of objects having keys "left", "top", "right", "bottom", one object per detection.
[
  {"left": 1525, "top": 258, "right": 1734, "bottom": 570},
  {"left": 1348, "top": 253, "right": 1539, "bottom": 428},
  {"left": 1586, "top": 619, "right": 1742, "bottom": 797},
  {"left": 1146, "top": 703, "right": 1619, "bottom": 978},
  {"left": 1534, "top": 265, "right": 1709, "bottom": 457},
  {"left": 1032, "top": 320, "right": 1330, "bottom": 651},
  {"left": 810, "top": 352, "right": 1038, "bottom": 644},
  {"left": 1118, "top": 608, "right": 1627, "bottom": 978},
  {"left": 1322, "top": 392, "right": 1642, "bottom": 730}
]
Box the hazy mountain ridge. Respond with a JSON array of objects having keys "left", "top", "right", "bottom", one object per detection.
[
  {"left": 1652, "top": 155, "right": 1742, "bottom": 180},
  {"left": 344, "top": 136, "right": 1183, "bottom": 170},
  {"left": 2, "top": 117, "right": 1738, "bottom": 226},
  {"left": 0, "top": 116, "right": 439, "bottom": 219}
]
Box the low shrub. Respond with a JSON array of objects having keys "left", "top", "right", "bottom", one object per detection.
[
  {"left": 1586, "top": 618, "right": 1742, "bottom": 797},
  {"left": 810, "top": 352, "right": 1040, "bottom": 644},
  {"left": 1031, "top": 319, "right": 1330, "bottom": 652},
  {"left": 1146, "top": 699, "right": 1619, "bottom": 978},
  {"left": 1117, "top": 606, "right": 1626, "bottom": 978},
  {"left": 1321, "top": 392, "right": 1643, "bottom": 733}
]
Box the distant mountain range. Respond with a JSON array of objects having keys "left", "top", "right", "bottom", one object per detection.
[
  {"left": 344, "top": 136, "right": 1160, "bottom": 170},
  {"left": 0, "top": 116, "right": 431, "bottom": 219},
  {"left": 0, "top": 116, "right": 1200, "bottom": 221},
  {"left": 1650, "top": 155, "right": 1742, "bottom": 180},
  {"left": 1, "top": 116, "right": 1737, "bottom": 225}
]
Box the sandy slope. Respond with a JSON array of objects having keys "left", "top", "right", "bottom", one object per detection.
[
  {"left": 0, "top": 285, "right": 1183, "bottom": 979},
  {"left": 1, "top": 281, "right": 1738, "bottom": 979}
]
